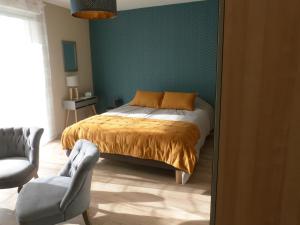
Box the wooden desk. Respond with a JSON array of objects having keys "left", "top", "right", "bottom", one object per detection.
[{"left": 64, "top": 96, "right": 97, "bottom": 127}]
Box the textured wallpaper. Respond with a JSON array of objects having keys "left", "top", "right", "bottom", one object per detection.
[{"left": 90, "top": 0, "right": 219, "bottom": 111}]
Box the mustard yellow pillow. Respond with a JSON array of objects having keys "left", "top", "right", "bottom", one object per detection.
[
  {"left": 129, "top": 90, "right": 164, "bottom": 108},
  {"left": 161, "top": 91, "right": 197, "bottom": 111}
]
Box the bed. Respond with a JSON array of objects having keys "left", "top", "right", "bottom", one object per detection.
[{"left": 61, "top": 97, "right": 214, "bottom": 184}]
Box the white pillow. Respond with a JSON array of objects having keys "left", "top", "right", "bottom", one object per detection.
[{"left": 195, "top": 97, "right": 215, "bottom": 130}]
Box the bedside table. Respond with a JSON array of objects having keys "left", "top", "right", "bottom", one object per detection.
[{"left": 64, "top": 96, "right": 97, "bottom": 127}]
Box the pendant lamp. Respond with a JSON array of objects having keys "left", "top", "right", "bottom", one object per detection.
[{"left": 70, "top": 0, "right": 117, "bottom": 20}]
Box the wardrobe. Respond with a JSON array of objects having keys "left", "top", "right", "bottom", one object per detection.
[{"left": 213, "top": 0, "right": 300, "bottom": 224}]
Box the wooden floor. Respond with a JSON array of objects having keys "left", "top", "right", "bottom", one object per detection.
[{"left": 0, "top": 135, "right": 213, "bottom": 225}]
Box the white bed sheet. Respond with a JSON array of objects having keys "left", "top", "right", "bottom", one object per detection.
[{"left": 102, "top": 99, "right": 214, "bottom": 184}]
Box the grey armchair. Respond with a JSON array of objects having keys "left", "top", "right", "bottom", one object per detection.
[
  {"left": 0, "top": 127, "right": 44, "bottom": 192},
  {"left": 16, "top": 139, "right": 100, "bottom": 225}
]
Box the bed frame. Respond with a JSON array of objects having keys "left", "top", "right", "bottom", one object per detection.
[
  {"left": 66, "top": 150, "right": 184, "bottom": 184},
  {"left": 100, "top": 153, "right": 184, "bottom": 184}
]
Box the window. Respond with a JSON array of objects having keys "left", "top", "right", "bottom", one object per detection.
[{"left": 0, "top": 3, "right": 55, "bottom": 143}]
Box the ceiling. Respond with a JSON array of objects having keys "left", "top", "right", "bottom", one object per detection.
[{"left": 43, "top": 0, "right": 204, "bottom": 11}]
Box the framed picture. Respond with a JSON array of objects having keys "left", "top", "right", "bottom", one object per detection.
[{"left": 62, "top": 40, "right": 78, "bottom": 72}]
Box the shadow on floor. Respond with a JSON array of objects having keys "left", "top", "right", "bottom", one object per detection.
[
  {"left": 91, "top": 191, "right": 164, "bottom": 203},
  {"left": 93, "top": 159, "right": 212, "bottom": 196},
  {"left": 89, "top": 208, "right": 210, "bottom": 225}
]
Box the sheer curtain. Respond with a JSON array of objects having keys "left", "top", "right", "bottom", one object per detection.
[{"left": 0, "top": 0, "right": 56, "bottom": 143}]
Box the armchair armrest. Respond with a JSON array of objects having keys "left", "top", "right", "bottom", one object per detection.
[
  {"left": 59, "top": 169, "right": 92, "bottom": 212},
  {"left": 25, "top": 128, "right": 44, "bottom": 168},
  {"left": 59, "top": 140, "right": 99, "bottom": 212}
]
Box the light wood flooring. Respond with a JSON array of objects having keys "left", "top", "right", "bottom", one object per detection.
[{"left": 0, "top": 135, "right": 213, "bottom": 225}]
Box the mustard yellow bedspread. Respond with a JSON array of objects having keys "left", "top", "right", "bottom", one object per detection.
[{"left": 61, "top": 115, "right": 200, "bottom": 173}]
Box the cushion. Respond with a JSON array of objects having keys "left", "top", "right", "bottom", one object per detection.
[
  {"left": 160, "top": 91, "right": 197, "bottom": 111},
  {"left": 16, "top": 176, "right": 72, "bottom": 225},
  {"left": 129, "top": 90, "right": 164, "bottom": 108},
  {"left": 0, "top": 128, "right": 28, "bottom": 158},
  {"left": 0, "top": 157, "right": 34, "bottom": 188}
]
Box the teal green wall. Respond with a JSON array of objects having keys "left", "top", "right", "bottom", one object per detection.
[{"left": 90, "top": 1, "right": 219, "bottom": 111}]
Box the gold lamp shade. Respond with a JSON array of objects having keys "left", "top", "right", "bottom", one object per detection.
[{"left": 70, "top": 0, "right": 117, "bottom": 20}]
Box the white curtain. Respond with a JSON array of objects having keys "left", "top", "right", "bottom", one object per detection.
[{"left": 0, "top": 0, "right": 56, "bottom": 143}]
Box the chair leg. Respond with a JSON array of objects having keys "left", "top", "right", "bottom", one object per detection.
[
  {"left": 82, "top": 210, "right": 91, "bottom": 225},
  {"left": 17, "top": 186, "right": 23, "bottom": 193}
]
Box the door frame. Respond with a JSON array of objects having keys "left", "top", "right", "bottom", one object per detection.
[{"left": 210, "top": 0, "right": 225, "bottom": 224}]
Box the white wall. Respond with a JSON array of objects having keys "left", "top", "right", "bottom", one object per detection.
[{"left": 44, "top": 3, "right": 94, "bottom": 138}]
